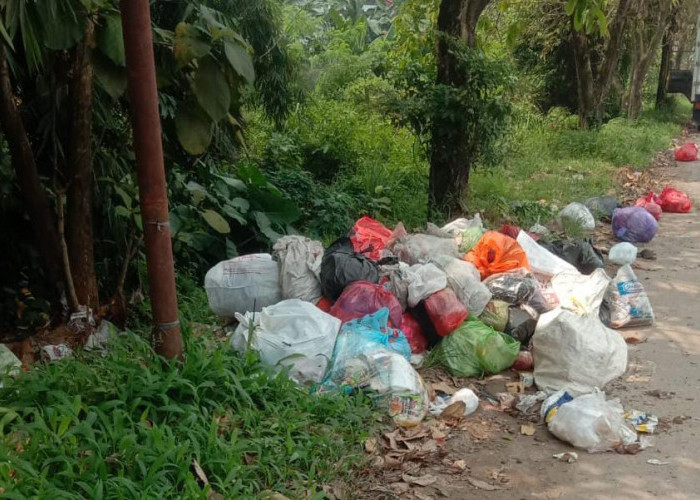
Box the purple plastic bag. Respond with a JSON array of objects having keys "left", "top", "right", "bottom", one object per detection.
[{"left": 612, "top": 207, "right": 658, "bottom": 243}]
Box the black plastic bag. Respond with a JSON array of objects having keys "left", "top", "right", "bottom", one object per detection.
[
  {"left": 505, "top": 306, "right": 537, "bottom": 347},
  {"left": 483, "top": 270, "right": 550, "bottom": 314},
  {"left": 584, "top": 195, "right": 621, "bottom": 221},
  {"left": 539, "top": 239, "right": 604, "bottom": 275},
  {"left": 320, "top": 237, "right": 379, "bottom": 300}
]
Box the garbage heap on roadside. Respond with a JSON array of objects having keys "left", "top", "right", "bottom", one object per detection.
[{"left": 204, "top": 181, "right": 691, "bottom": 453}]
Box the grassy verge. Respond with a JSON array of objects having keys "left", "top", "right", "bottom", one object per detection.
[
  {"left": 467, "top": 98, "right": 691, "bottom": 227},
  {"left": 0, "top": 326, "right": 376, "bottom": 498}
]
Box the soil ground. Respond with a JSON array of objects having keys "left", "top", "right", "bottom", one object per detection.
[{"left": 360, "top": 137, "right": 700, "bottom": 500}]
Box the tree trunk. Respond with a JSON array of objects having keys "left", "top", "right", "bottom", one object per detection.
[
  {"left": 656, "top": 30, "right": 673, "bottom": 107},
  {"left": 66, "top": 20, "right": 99, "bottom": 311},
  {"left": 0, "top": 46, "right": 66, "bottom": 299},
  {"left": 429, "top": 0, "right": 489, "bottom": 215},
  {"left": 594, "top": 0, "right": 631, "bottom": 115},
  {"left": 571, "top": 29, "right": 596, "bottom": 127}
]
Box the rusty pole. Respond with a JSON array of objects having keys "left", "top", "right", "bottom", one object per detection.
[{"left": 120, "top": 0, "right": 183, "bottom": 359}]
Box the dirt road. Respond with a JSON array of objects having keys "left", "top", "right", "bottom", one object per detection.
[{"left": 365, "top": 145, "right": 700, "bottom": 499}]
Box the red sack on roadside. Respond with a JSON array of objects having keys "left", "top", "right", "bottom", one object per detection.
[
  {"left": 634, "top": 192, "right": 662, "bottom": 220},
  {"left": 349, "top": 216, "right": 393, "bottom": 261},
  {"left": 465, "top": 231, "right": 530, "bottom": 280},
  {"left": 330, "top": 281, "right": 403, "bottom": 328},
  {"left": 674, "top": 143, "right": 698, "bottom": 162},
  {"left": 658, "top": 186, "right": 692, "bottom": 213},
  {"left": 424, "top": 288, "right": 468, "bottom": 337},
  {"left": 401, "top": 312, "right": 428, "bottom": 354}
]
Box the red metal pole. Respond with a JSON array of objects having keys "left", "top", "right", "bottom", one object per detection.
[{"left": 120, "top": 0, "right": 183, "bottom": 359}]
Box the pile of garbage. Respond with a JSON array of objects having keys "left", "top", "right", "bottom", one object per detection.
[{"left": 204, "top": 192, "right": 679, "bottom": 452}]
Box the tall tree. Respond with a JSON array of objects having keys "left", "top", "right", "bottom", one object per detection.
[{"left": 429, "top": 0, "right": 490, "bottom": 214}]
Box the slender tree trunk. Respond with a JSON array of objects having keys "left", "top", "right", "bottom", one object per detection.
[
  {"left": 66, "top": 19, "right": 99, "bottom": 311},
  {"left": 0, "top": 46, "right": 66, "bottom": 299},
  {"left": 571, "top": 30, "right": 597, "bottom": 127},
  {"left": 429, "top": 0, "right": 489, "bottom": 215},
  {"left": 656, "top": 30, "right": 673, "bottom": 107}
]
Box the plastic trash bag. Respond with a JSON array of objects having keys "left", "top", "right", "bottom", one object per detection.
[
  {"left": 431, "top": 255, "right": 491, "bottom": 316},
  {"left": 559, "top": 202, "right": 595, "bottom": 231},
  {"left": 349, "top": 216, "right": 393, "bottom": 261},
  {"left": 330, "top": 281, "right": 403, "bottom": 328},
  {"left": 401, "top": 312, "right": 428, "bottom": 354},
  {"left": 659, "top": 186, "right": 692, "bottom": 213},
  {"left": 547, "top": 392, "right": 638, "bottom": 453},
  {"left": 674, "top": 142, "right": 698, "bottom": 162},
  {"left": 379, "top": 261, "right": 411, "bottom": 310},
  {"left": 442, "top": 214, "right": 485, "bottom": 253},
  {"left": 391, "top": 234, "right": 459, "bottom": 265},
  {"left": 612, "top": 207, "right": 658, "bottom": 243},
  {"left": 634, "top": 192, "right": 662, "bottom": 220},
  {"left": 273, "top": 235, "right": 324, "bottom": 303},
  {"left": 538, "top": 239, "right": 604, "bottom": 275},
  {"left": 505, "top": 306, "right": 538, "bottom": 347},
  {"left": 407, "top": 263, "right": 447, "bottom": 308},
  {"left": 429, "top": 318, "right": 520, "bottom": 377},
  {"left": 429, "top": 388, "right": 479, "bottom": 417},
  {"left": 478, "top": 300, "right": 510, "bottom": 332},
  {"left": 533, "top": 308, "right": 627, "bottom": 396},
  {"left": 483, "top": 269, "right": 550, "bottom": 313},
  {"left": 320, "top": 237, "right": 379, "bottom": 300},
  {"left": 550, "top": 268, "right": 610, "bottom": 315},
  {"left": 465, "top": 231, "right": 530, "bottom": 280},
  {"left": 499, "top": 224, "right": 521, "bottom": 239},
  {"left": 231, "top": 299, "right": 341, "bottom": 384},
  {"left": 516, "top": 231, "right": 578, "bottom": 278},
  {"left": 424, "top": 288, "right": 469, "bottom": 337},
  {"left": 584, "top": 195, "right": 621, "bottom": 220},
  {"left": 608, "top": 242, "right": 637, "bottom": 265},
  {"left": 319, "top": 310, "right": 427, "bottom": 426},
  {"left": 205, "top": 254, "right": 282, "bottom": 318},
  {"left": 604, "top": 265, "right": 654, "bottom": 328}
]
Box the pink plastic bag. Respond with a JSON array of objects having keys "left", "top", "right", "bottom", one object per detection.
[
  {"left": 634, "top": 192, "right": 662, "bottom": 220},
  {"left": 401, "top": 312, "right": 428, "bottom": 354},
  {"left": 330, "top": 281, "right": 403, "bottom": 328},
  {"left": 349, "top": 216, "right": 393, "bottom": 261},
  {"left": 659, "top": 186, "right": 692, "bottom": 213},
  {"left": 675, "top": 143, "right": 698, "bottom": 162},
  {"left": 424, "top": 289, "right": 468, "bottom": 337}
]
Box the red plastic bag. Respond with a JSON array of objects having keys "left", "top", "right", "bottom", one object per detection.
[
  {"left": 499, "top": 224, "right": 521, "bottom": 240},
  {"left": 512, "top": 350, "right": 534, "bottom": 371},
  {"left": 316, "top": 296, "right": 333, "bottom": 313},
  {"left": 659, "top": 186, "right": 692, "bottom": 213},
  {"left": 424, "top": 288, "right": 468, "bottom": 337},
  {"left": 401, "top": 312, "right": 428, "bottom": 354},
  {"left": 349, "top": 216, "right": 393, "bottom": 261},
  {"left": 330, "top": 281, "right": 403, "bottom": 328},
  {"left": 464, "top": 231, "right": 530, "bottom": 280},
  {"left": 634, "top": 192, "right": 662, "bottom": 220},
  {"left": 674, "top": 143, "right": 698, "bottom": 162}
]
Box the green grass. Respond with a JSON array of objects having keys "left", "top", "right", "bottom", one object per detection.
[
  {"left": 467, "top": 97, "right": 691, "bottom": 227},
  {"left": 0, "top": 328, "right": 376, "bottom": 498}
]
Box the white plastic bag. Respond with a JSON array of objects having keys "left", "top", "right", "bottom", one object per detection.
[
  {"left": 441, "top": 214, "right": 484, "bottom": 235},
  {"left": 231, "top": 299, "right": 340, "bottom": 384},
  {"left": 547, "top": 392, "right": 638, "bottom": 453},
  {"left": 605, "top": 265, "right": 654, "bottom": 328},
  {"left": 429, "top": 387, "right": 479, "bottom": 417},
  {"left": 516, "top": 231, "right": 578, "bottom": 278},
  {"left": 391, "top": 234, "right": 459, "bottom": 265},
  {"left": 533, "top": 309, "right": 627, "bottom": 396},
  {"left": 550, "top": 268, "right": 610, "bottom": 314},
  {"left": 273, "top": 235, "right": 324, "bottom": 303},
  {"left": 608, "top": 242, "right": 637, "bottom": 265},
  {"left": 379, "top": 261, "right": 411, "bottom": 310},
  {"left": 441, "top": 214, "right": 485, "bottom": 252},
  {"left": 205, "top": 254, "right": 282, "bottom": 318},
  {"left": 559, "top": 202, "right": 595, "bottom": 231},
  {"left": 431, "top": 255, "right": 491, "bottom": 316},
  {"left": 407, "top": 263, "right": 447, "bottom": 308}
]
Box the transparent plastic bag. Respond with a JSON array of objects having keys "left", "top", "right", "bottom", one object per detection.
[
  {"left": 431, "top": 255, "right": 491, "bottom": 316},
  {"left": 478, "top": 300, "right": 509, "bottom": 332},
  {"left": 441, "top": 214, "right": 485, "bottom": 252},
  {"left": 379, "top": 261, "right": 411, "bottom": 310},
  {"left": 608, "top": 242, "right": 637, "bottom": 265},
  {"left": 391, "top": 234, "right": 459, "bottom": 265},
  {"left": 516, "top": 231, "right": 578, "bottom": 278},
  {"left": 604, "top": 264, "right": 654, "bottom": 328},
  {"left": 484, "top": 269, "right": 550, "bottom": 313},
  {"left": 273, "top": 235, "right": 324, "bottom": 303},
  {"left": 424, "top": 288, "right": 469, "bottom": 337},
  {"left": 407, "top": 263, "right": 447, "bottom": 308},
  {"left": 330, "top": 281, "right": 403, "bottom": 328},
  {"left": 559, "top": 202, "right": 595, "bottom": 231}
]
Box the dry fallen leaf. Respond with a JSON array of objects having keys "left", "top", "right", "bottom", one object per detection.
[
  {"left": 389, "top": 482, "right": 410, "bottom": 495},
  {"left": 452, "top": 459, "right": 467, "bottom": 471},
  {"left": 364, "top": 437, "right": 378, "bottom": 454},
  {"left": 413, "top": 490, "right": 436, "bottom": 500},
  {"left": 520, "top": 423, "right": 536, "bottom": 436},
  {"left": 192, "top": 459, "right": 209, "bottom": 485},
  {"left": 402, "top": 473, "right": 438, "bottom": 487},
  {"left": 467, "top": 477, "right": 502, "bottom": 491},
  {"left": 431, "top": 381, "right": 456, "bottom": 395},
  {"left": 505, "top": 381, "right": 524, "bottom": 395},
  {"left": 441, "top": 401, "right": 466, "bottom": 419}
]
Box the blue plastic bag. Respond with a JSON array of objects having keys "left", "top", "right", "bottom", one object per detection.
[{"left": 612, "top": 207, "right": 658, "bottom": 243}]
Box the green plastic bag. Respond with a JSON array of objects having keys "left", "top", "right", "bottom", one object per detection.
[
  {"left": 431, "top": 317, "right": 520, "bottom": 377},
  {"left": 478, "top": 300, "right": 509, "bottom": 332},
  {"left": 459, "top": 226, "right": 484, "bottom": 253}
]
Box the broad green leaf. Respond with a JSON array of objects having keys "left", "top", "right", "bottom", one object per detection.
[
  {"left": 229, "top": 197, "right": 250, "bottom": 213},
  {"left": 173, "top": 22, "right": 210, "bottom": 67},
  {"left": 202, "top": 209, "right": 231, "bottom": 234},
  {"left": 224, "top": 40, "right": 255, "bottom": 84},
  {"left": 0, "top": 20, "right": 13, "bottom": 49},
  {"left": 565, "top": 0, "right": 578, "bottom": 16},
  {"left": 254, "top": 211, "right": 281, "bottom": 242},
  {"left": 114, "top": 206, "right": 130, "bottom": 218},
  {"left": 194, "top": 56, "right": 230, "bottom": 122},
  {"left": 97, "top": 14, "right": 125, "bottom": 66},
  {"left": 221, "top": 204, "right": 246, "bottom": 225},
  {"left": 40, "top": 0, "right": 85, "bottom": 50},
  {"left": 218, "top": 176, "right": 246, "bottom": 191},
  {"left": 185, "top": 181, "right": 208, "bottom": 205},
  {"left": 249, "top": 187, "right": 301, "bottom": 225},
  {"left": 114, "top": 184, "right": 133, "bottom": 210},
  {"left": 175, "top": 102, "right": 213, "bottom": 155},
  {"left": 225, "top": 239, "right": 237, "bottom": 258},
  {"left": 236, "top": 164, "right": 268, "bottom": 187},
  {"left": 92, "top": 51, "right": 127, "bottom": 98}
]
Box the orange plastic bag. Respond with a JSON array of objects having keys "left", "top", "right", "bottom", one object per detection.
[
  {"left": 464, "top": 231, "right": 530, "bottom": 280},
  {"left": 349, "top": 216, "right": 393, "bottom": 261}
]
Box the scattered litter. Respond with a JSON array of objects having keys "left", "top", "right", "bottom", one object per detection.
[
  {"left": 519, "top": 370, "right": 534, "bottom": 388},
  {"left": 516, "top": 391, "right": 547, "bottom": 413},
  {"left": 506, "top": 381, "right": 524, "bottom": 394},
  {"left": 558, "top": 202, "right": 595, "bottom": 231},
  {"left": 401, "top": 312, "right": 428, "bottom": 354},
  {"left": 453, "top": 459, "right": 467, "bottom": 471},
  {"left": 513, "top": 350, "right": 534, "bottom": 371},
  {"left": 645, "top": 389, "right": 674, "bottom": 399},
  {"left": 647, "top": 459, "right": 670, "bottom": 466},
  {"left": 84, "top": 320, "right": 118, "bottom": 354},
  {"left": 520, "top": 423, "right": 536, "bottom": 436},
  {"left": 553, "top": 452, "right": 578, "bottom": 463},
  {"left": 430, "top": 388, "right": 479, "bottom": 418},
  {"left": 0, "top": 344, "right": 21, "bottom": 375},
  {"left": 609, "top": 242, "right": 637, "bottom": 265},
  {"left": 623, "top": 410, "right": 658, "bottom": 433},
  {"left": 612, "top": 207, "right": 658, "bottom": 243},
  {"left": 467, "top": 477, "right": 502, "bottom": 491},
  {"left": 41, "top": 344, "right": 73, "bottom": 361}
]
